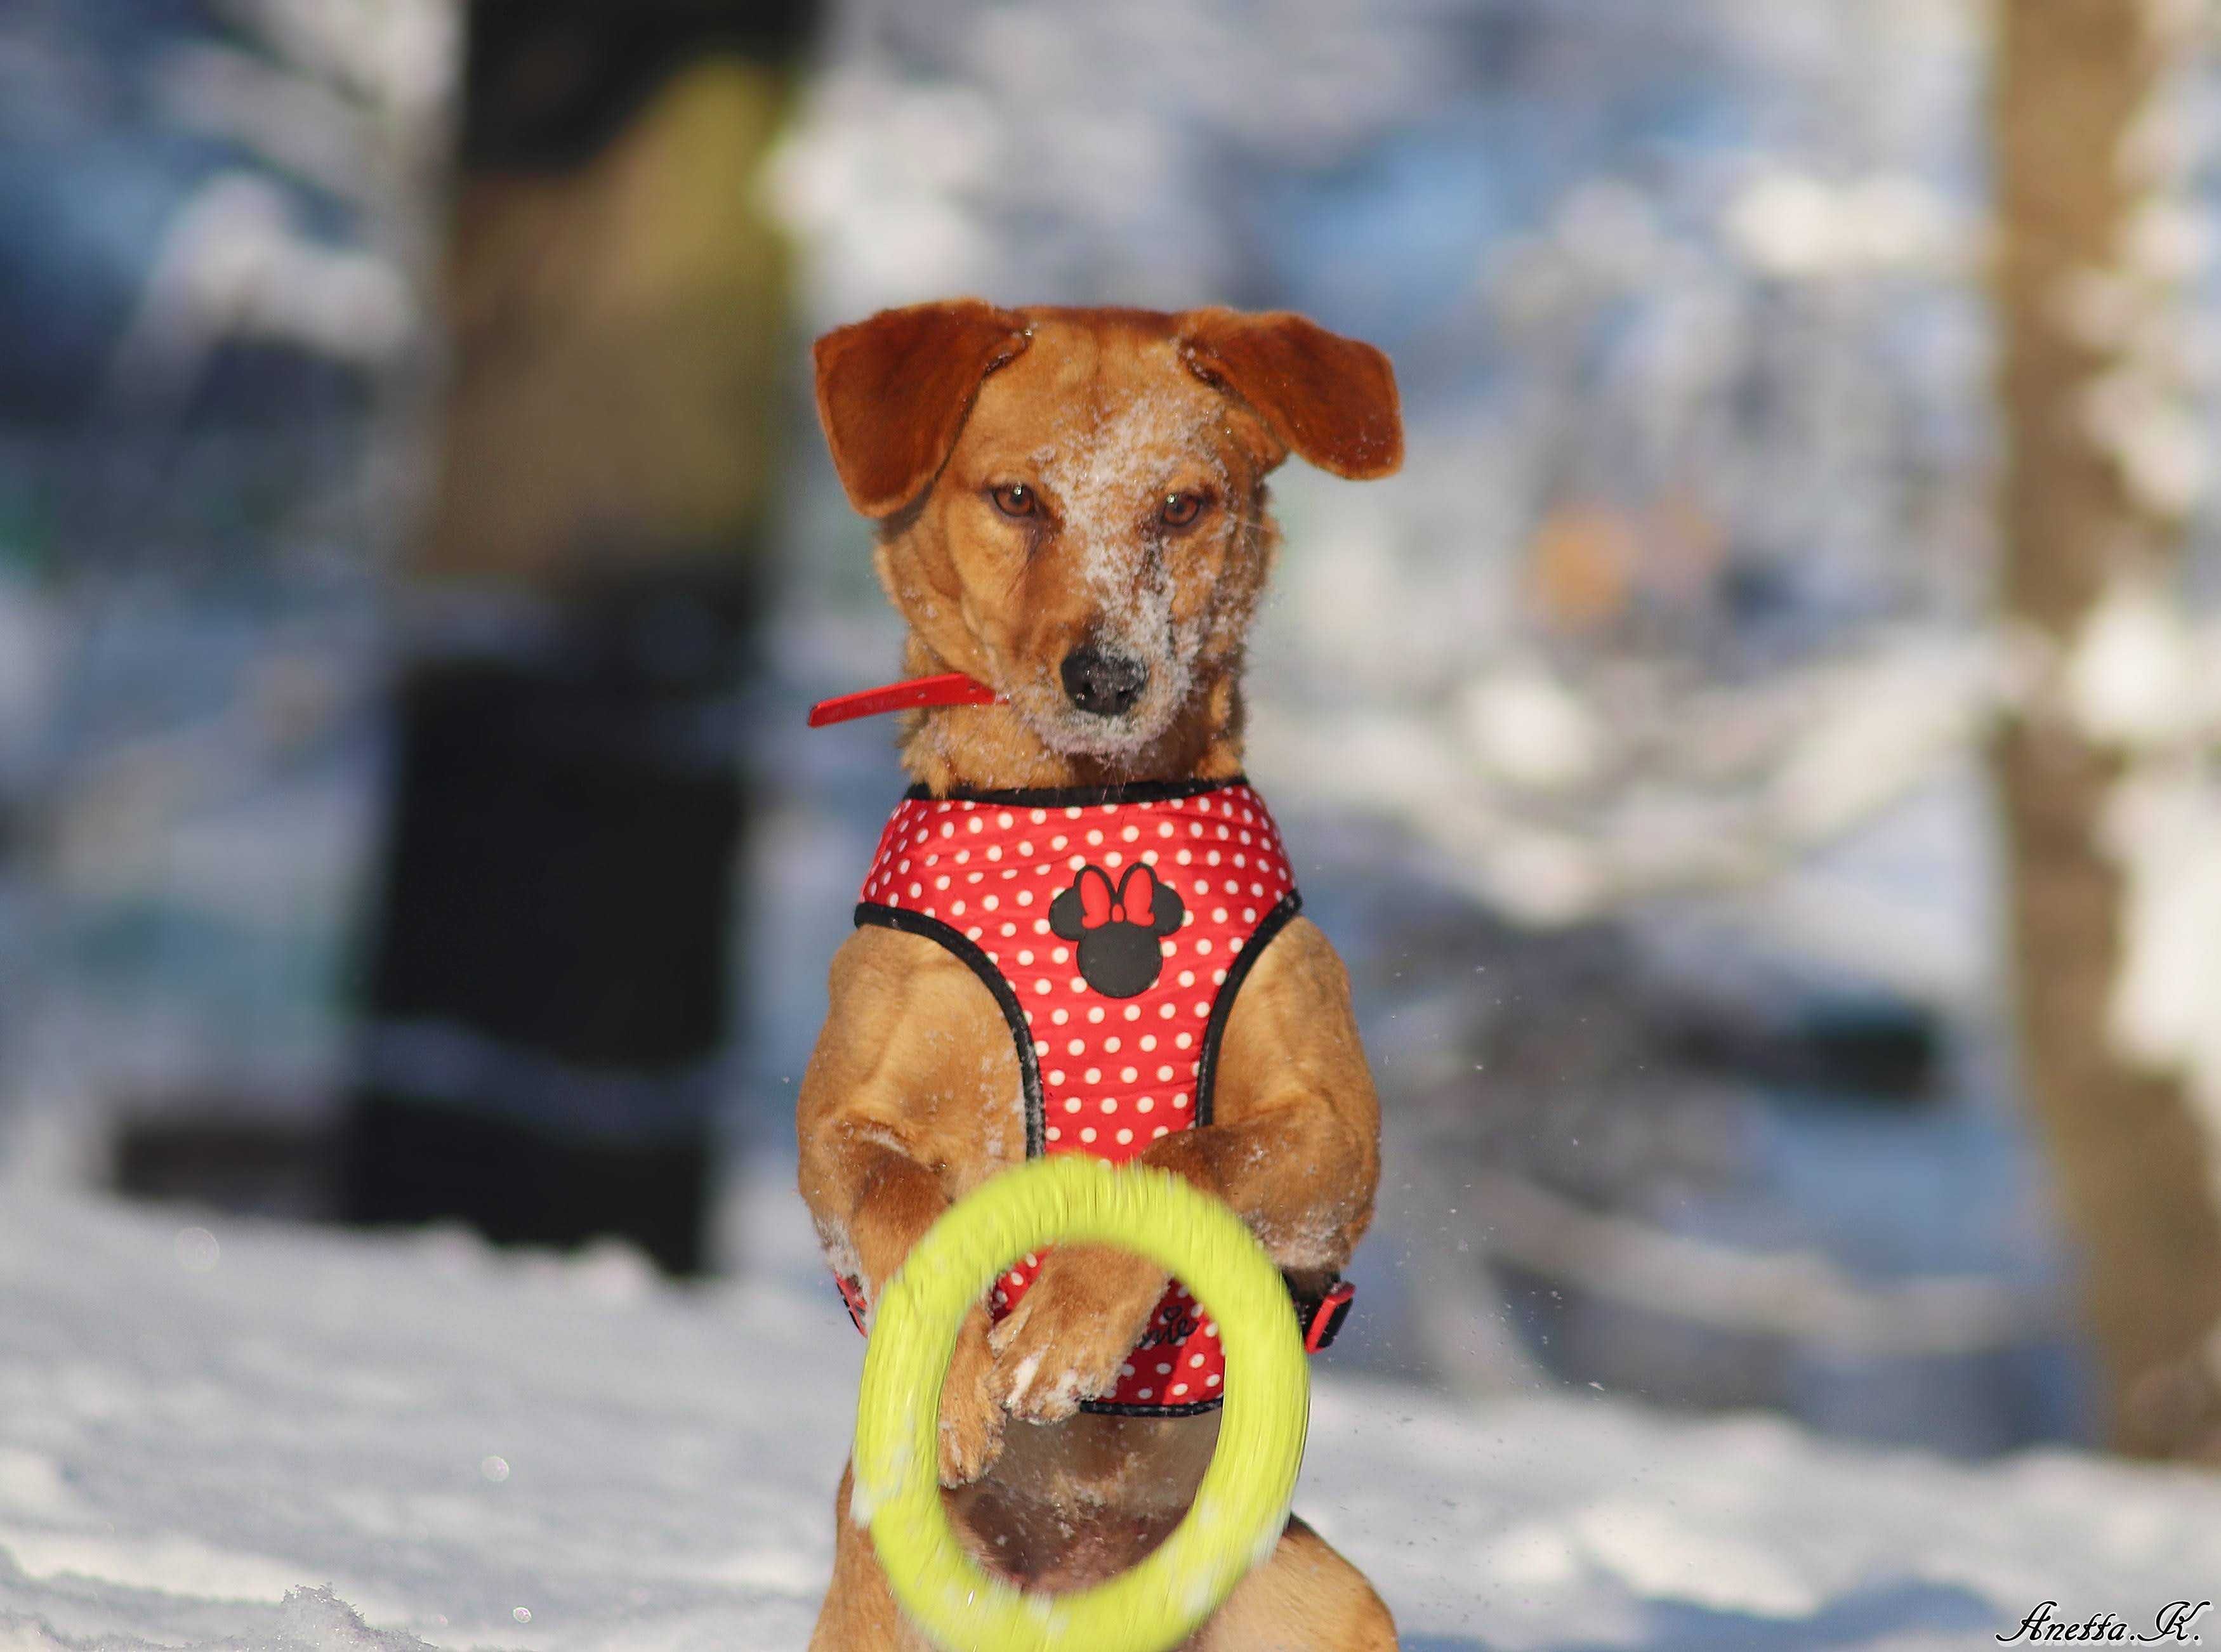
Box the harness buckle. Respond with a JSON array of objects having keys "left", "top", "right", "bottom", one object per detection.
[{"left": 1302, "top": 1279, "right": 1355, "bottom": 1354}]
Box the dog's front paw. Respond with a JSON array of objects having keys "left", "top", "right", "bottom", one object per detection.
[
  {"left": 937, "top": 1303, "right": 1008, "bottom": 1486},
  {"left": 988, "top": 1245, "right": 1169, "bottom": 1425}
]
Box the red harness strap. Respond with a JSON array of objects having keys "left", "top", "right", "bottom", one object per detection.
[{"left": 1302, "top": 1280, "right": 1357, "bottom": 1354}]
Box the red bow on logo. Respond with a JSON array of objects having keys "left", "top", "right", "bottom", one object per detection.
[{"left": 1076, "top": 864, "right": 1165, "bottom": 929}]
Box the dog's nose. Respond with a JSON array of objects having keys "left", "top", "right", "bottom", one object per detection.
[{"left": 1060, "top": 643, "right": 1147, "bottom": 717}]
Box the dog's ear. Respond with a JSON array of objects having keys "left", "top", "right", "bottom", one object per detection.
[
  {"left": 1176, "top": 308, "right": 1402, "bottom": 480},
  {"left": 813, "top": 299, "right": 1033, "bottom": 517}
]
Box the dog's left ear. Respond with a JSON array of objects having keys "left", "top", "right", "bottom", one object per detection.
[
  {"left": 1176, "top": 309, "right": 1402, "bottom": 480},
  {"left": 814, "top": 299, "right": 1033, "bottom": 517}
]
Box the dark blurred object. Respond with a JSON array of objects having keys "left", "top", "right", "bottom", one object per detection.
[
  {"left": 1667, "top": 991, "right": 1939, "bottom": 1105},
  {"left": 112, "top": 1108, "right": 338, "bottom": 1223},
  {"left": 346, "top": 1098, "right": 715, "bottom": 1274},
  {"left": 341, "top": 0, "right": 817, "bottom": 1276},
  {"left": 462, "top": 0, "right": 815, "bottom": 169},
  {"left": 343, "top": 579, "right": 758, "bottom": 1278}
]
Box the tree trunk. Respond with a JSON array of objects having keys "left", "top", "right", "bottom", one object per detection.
[
  {"left": 342, "top": 1, "right": 815, "bottom": 1276},
  {"left": 1990, "top": 0, "right": 2221, "bottom": 1458}
]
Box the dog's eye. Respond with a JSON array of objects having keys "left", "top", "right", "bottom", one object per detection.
[
  {"left": 1159, "top": 491, "right": 1205, "bottom": 528},
  {"left": 990, "top": 483, "right": 1036, "bottom": 518}
]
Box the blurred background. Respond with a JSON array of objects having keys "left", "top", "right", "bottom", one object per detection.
[{"left": 3, "top": 0, "right": 2220, "bottom": 1467}]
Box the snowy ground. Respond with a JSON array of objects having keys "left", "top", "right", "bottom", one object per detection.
[{"left": 2, "top": 1157, "right": 2218, "bottom": 1652}]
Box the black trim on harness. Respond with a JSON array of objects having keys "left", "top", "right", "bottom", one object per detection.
[
  {"left": 904, "top": 775, "right": 1249, "bottom": 809},
  {"left": 1080, "top": 1396, "right": 1224, "bottom": 1418},
  {"left": 854, "top": 902, "right": 1046, "bottom": 1156},
  {"left": 1193, "top": 891, "right": 1302, "bottom": 1127}
]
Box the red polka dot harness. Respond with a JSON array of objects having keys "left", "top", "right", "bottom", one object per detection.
[{"left": 839, "top": 776, "right": 1351, "bottom": 1416}]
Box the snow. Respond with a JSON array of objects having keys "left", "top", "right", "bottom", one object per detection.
[
  {"left": 2, "top": 1158, "right": 2218, "bottom": 1650},
  {"left": 1723, "top": 170, "right": 1955, "bottom": 279},
  {"left": 2062, "top": 579, "right": 2210, "bottom": 751},
  {"left": 2060, "top": 575, "right": 2221, "bottom": 1194},
  {"left": 2104, "top": 761, "right": 2221, "bottom": 1151}
]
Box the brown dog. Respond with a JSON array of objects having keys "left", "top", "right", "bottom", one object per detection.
[{"left": 797, "top": 301, "right": 1402, "bottom": 1649}]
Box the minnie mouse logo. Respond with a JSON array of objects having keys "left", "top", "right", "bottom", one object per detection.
[
  {"left": 1049, "top": 863, "right": 1186, "bottom": 998},
  {"left": 1134, "top": 1308, "right": 1203, "bottom": 1350}
]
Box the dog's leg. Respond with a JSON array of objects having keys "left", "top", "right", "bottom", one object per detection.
[
  {"left": 1137, "top": 915, "right": 1381, "bottom": 1280},
  {"left": 807, "top": 1463, "right": 941, "bottom": 1652},
  {"left": 1182, "top": 1515, "right": 1398, "bottom": 1651},
  {"left": 800, "top": 928, "right": 1029, "bottom": 1486}
]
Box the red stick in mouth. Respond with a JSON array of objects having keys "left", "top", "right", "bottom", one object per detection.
[{"left": 806, "top": 672, "right": 1003, "bottom": 728}]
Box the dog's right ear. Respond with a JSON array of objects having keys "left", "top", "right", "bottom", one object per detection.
[
  {"left": 812, "top": 300, "right": 1032, "bottom": 518},
  {"left": 1176, "top": 308, "right": 1402, "bottom": 480}
]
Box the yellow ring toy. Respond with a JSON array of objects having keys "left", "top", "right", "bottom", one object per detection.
[{"left": 852, "top": 1153, "right": 1311, "bottom": 1652}]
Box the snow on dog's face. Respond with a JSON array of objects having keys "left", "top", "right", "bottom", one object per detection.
[
  {"left": 932, "top": 325, "right": 1267, "bottom": 757},
  {"left": 812, "top": 302, "right": 1402, "bottom": 770}
]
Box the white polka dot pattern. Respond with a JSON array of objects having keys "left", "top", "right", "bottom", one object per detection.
[{"left": 855, "top": 781, "right": 1298, "bottom": 1412}]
